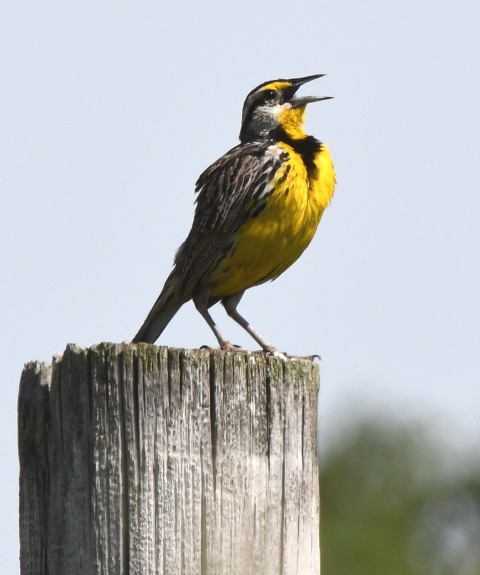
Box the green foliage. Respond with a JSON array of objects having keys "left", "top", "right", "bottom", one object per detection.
[{"left": 320, "top": 420, "right": 480, "bottom": 575}]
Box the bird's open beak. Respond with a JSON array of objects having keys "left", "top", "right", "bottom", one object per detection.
[{"left": 284, "top": 74, "right": 333, "bottom": 108}]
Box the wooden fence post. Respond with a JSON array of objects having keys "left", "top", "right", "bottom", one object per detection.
[{"left": 18, "top": 343, "right": 320, "bottom": 575}]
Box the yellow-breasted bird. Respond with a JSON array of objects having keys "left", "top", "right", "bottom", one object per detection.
[{"left": 132, "top": 74, "right": 335, "bottom": 356}]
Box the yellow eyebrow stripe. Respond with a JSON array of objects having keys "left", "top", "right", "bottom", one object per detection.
[{"left": 261, "top": 81, "right": 291, "bottom": 92}]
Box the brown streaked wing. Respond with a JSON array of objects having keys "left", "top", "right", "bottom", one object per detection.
[{"left": 174, "top": 141, "right": 288, "bottom": 294}]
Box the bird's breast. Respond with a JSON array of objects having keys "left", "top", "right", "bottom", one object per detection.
[{"left": 209, "top": 142, "right": 335, "bottom": 297}]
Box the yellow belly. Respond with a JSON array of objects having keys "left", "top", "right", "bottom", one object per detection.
[{"left": 210, "top": 143, "right": 335, "bottom": 297}]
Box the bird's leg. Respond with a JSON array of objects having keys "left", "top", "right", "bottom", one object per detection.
[
  {"left": 193, "top": 293, "right": 241, "bottom": 352},
  {"left": 222, "top": 293, "right": 284, "bottom": 357}
]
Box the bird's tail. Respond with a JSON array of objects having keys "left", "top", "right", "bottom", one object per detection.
[{"left": 132, "top": 274, "right": 184, "bottom": 344}]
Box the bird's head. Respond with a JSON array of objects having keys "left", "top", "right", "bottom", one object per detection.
[{"left": 239, "top": 74, "right": 331, "bottom": 143}]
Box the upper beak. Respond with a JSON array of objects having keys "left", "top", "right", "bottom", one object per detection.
[{"left": 283, "top": 74, "right": 333, "bottom": 108}]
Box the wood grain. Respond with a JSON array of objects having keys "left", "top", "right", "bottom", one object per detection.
[{"left": 18, "top": 344, "right": 320, "bottom": 574}]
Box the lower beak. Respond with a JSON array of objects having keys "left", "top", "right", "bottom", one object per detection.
[{"left": 290, "top": 95, "right": 333, "bottom": 108}]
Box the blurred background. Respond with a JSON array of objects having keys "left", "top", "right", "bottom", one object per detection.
[
  {"left": 321, "top": 416, "right": 480, "bottom": 574},
  {"left": 1, "top": 1, "right": 479, "bottom": 572}
]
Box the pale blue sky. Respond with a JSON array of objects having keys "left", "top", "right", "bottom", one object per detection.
[{"left": 2, "top": 1, "right": 479, "bottom": 570}]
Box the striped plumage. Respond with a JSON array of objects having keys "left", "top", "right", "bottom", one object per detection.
[{"left": 133, "top": 74, "right": 335, "bottom": 356}]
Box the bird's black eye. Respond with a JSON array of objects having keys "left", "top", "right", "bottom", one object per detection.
[{"left": 262, "top": 89, "right": 276, "bottom": 102}]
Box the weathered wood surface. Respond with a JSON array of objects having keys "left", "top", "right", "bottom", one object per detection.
[{"left": 18, "top": 344, "right": 320, "bottom": 575}]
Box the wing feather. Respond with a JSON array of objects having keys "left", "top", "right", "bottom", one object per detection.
[{"left": 174, "top": 141, "right": 287, "bottom": 294}]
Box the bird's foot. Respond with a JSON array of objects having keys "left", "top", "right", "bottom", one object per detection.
[
  {"left": 200, "top": 343, "right": 319, "bottom": 362},
  {"left": 257, "top": 346, "right": 288, "bottom": 361}
]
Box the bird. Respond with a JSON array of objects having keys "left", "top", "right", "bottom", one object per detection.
[{"left": 132, "top": 74, "right": 335, "bottom": 357}]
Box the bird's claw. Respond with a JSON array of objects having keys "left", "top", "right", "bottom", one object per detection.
[{"left": 203, "top": 343, "right": 320, "bottom": 362}]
